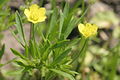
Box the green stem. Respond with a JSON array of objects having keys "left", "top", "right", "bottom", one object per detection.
[
  {"left": 41, "top": 76, "right": 44, "bottom": 80},
  {"left": 51, "top": 0, "right": 56, "bottom": 9},
  {"left": 81, "top": 0, "right": 85, "bottom": 22},
  {"left": 82, "top": 0, "right": 85, "bottom": 13},
  {"left": 32, "top": 23, "right": 35, "bottom": 40},
  {"left": 29, "top": 23, "right": 35, "bottom": 43},
  {"left": 0, "top": 71, "right": 5, "bottom": 80},
  {"left": 29, "top": 23, "right": 32, "bottom": 44},
  {"left": 71, "top": 37, "right": 88, "bottom": 64},
  {"left": 39, "top": 27, "right": 46, "bottom": 42},
  {"left": 39, "top": 0, "right": 44, "bottom": 7}
]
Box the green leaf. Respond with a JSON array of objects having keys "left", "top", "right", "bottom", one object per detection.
[
  {"left": 0, "top": 64, "right": 4, "bottom": 67},
  {"left": 50, "top": 40, "right": 70, "bottom": 49},
  {"left": 51, "top": 48, "right": 71, "bottom": 66},
  {"left": 15, "top": 61, "right": 27, "bottom": 67},
  {"left": 68, "top": 38, "right": 81, "bottom": 47},
  {"left": 59, "top": 10, "right": 64, "bottom": 38},
  {"left": 29, "top": 40, "right": 36, "bottom": 58},
  {"left": 41, "top": 40, "right": 51, "bottom": 60},
  {"left": 29, "top": 40, "right": 40, "bottom": 59},
  {"left": 50, "top": 0, "right": 56, "bottom": 9},
  {"left": 15, "top": 11, "right": 26, "bottom": 45},
  {"left": 70, "top": 0, "right": 82, "bottom": 12},
  {"left": 61, "top": 68, "right": 79, "bottom": 76},
  {"left": 50, "top": 69, "right": 75, "bottom": 80},
  {"left": 36, "top": 45, "right": 41, "bottom": 59},
  {"left": 107, "top": 44, "right": 120, "bottom": 80},
  {"left": 0, "top": 58, "right": 16, "bottom": 67},
  {"left": 71, "top": 38, "right": 88, "bottom": 63},
  {"left": 5, "top": 69, "right": 23, "bottom": 76},
  {"left": 24, "top": 44, "right": 29, "bottom": 57},
  {"left": 11, "top": 48, "right": 26, "bottom": 60},
  {"left": 11, "top": 30, "right": 24, "bottom": 47},
  {"left": 47, "top": 8, "right": 58, "bottom": 38},
  {"left": 45, "top": 71, "right": 56, "bottom": 80},
  {"left": 64, "top": 18, "right": 77, "bottom": 39},
  {"left": 75, "top": 7, "right": 89, "bottom": 24},
  {"left": 63, "top": 2, "right": 69, "bottom": 18},
  {"left": 61, "top": 2, "right": 71, "bottom": 38},
  {"left": 15, "top": 60, "right": 35, "bottom": 72},
  {"left": 0, "top": 44, "right": 5, "bottom": 59},
  {"left": 41, "top": 40, "right": 51, "bottom": 56},
  {"left": 0, "top": 0, "right": 9, "bottom": 7}
]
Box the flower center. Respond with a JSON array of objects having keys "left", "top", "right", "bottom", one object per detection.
[{"left": 30, "top": 11, "right": 40, "bottom": 21}]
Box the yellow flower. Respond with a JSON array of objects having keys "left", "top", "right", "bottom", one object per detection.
[
  {"left": 78, "top": 23, "right": 98, "bottom": 38},
  {"left": 24, "top": 4, "right": 46, "bottom": 24}
]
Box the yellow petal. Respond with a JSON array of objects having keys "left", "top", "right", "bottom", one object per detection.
[
  {"left": 78, "top": 23, "right": 98, "bottom": 38},
  {"left": 24, "top": 9, "right": 30, "bottom": 18},
  {"left": 24, "top": 4, "right": 47, "bottom": 23},
  {"left": 39, "top": 8, "right": 46, "bottom": 15},
  {"left": 93, "top": 24, "right": 98, "bottom": 31},
  {"left": 28, "top": 18, "right": 38, "bottom": 24},
  {"left": 29, "top": 4, "right": 39, "bottom": 11},
  {"left": 85, "top": 23, "right": 91, "bottom": 27},
  {"left": 78, "top": 23, "right": 85, "bottom": 33},
  {"left": 38, "top": 16, "right": 47, "bottom": 22}
]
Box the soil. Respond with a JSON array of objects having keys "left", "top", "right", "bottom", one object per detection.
[{"left": 101, "top": 0, "right": 120, "bottom": 16}]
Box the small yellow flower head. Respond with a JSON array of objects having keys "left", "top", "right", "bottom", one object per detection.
[
  {"left": 78, "top": 23, "right": 98, "bottom": 38},
  {"left": 24, "top": 4, "right": 47, "bottom": 24}
]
